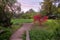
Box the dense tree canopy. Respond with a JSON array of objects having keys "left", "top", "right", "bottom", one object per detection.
[
  {"left": 0, "top": 0, "right": 20, "bottom": 27},
  {"left": 40, "top": 0, "right": 60, "bottom": 19}
]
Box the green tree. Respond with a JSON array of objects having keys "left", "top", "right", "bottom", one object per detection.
[
  {"left": 41, "top": 0, "right": 53, "bottom": 15},
  {"left": 12, "top": 2, "right": 21, "bottom": 18},
  {"left": 21, "top": 9, "right": 36, "bottom": 19},
  {"left": 0, "top": 0, "right": 17, "bottom": 27}
]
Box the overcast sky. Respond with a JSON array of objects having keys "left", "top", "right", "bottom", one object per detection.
[{"left": 17, "top": 0, "right": 43, "bottom": 12}]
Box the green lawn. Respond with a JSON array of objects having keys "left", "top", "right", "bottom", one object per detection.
[{"left": 11, "top": 19, "right": 33, "bottom": 24}]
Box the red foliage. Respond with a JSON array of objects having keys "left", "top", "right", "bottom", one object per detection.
[
  {"left": 33, "top": 15, "right": 48, "bottom": 25},
  {"left": 33, "top": 15, "right": 41, "bottom": 22}
]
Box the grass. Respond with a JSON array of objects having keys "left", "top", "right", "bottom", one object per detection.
[
  {"left": 11, "top": 19, "right": 33, "bottom": 32},
  {"left": 44, "top": 19, "right": 60, "bottom": 31},
  {"left": 0, "top": 27, "right": 12, "bottom": 40},
  {"left": 29, "top": 19, "right": 60, "bottom": 40},
  {"left": 30, "top": 29, "right": 52, "bottom": 40},
  {"left": 22, "top": 32, "right": 26, "bottom": 40},
  {"left": 11, "top": 19, "right": 33, "bottom": 24},
  {"left": 11, "top": 24, "right": 22, "bottom": 32}
]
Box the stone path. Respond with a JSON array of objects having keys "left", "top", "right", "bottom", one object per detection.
[{"left": 10, "top": 23, "right": 33, "bottom": 40}]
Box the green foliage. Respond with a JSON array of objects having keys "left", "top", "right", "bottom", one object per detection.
[
  {"left": 43, "top": 20, "right": 60, "bottom": 31},
  {"left": 21, "top": 13, "right": 36, "bottom": 19},
  {"left": 41, "top": 0, "right": 52, "bottom": 14},
  {"left": 22, "top": 32, "right": 26, "bottom": 40},
  {"left": 19, "top": 9, "right": 36, "bottom": 19},
  {"left": 11, "top": 19, "right": 33, "bottom": 24},
  {"left": 0, "top": 27, "right": 12, "bottom": 40},
  {"left": 30, "top": 27, "right": 60, "bottom": 40},
  {"left": 40, "top": 0, "right": 60, "bottom": 19},
  {"left": 0, "top": 0, "right": 16, "bottom": 5},
  {"left": 0, "top": 0, "right": 17, "bottom": 27},
  {"left": 53, "top": 27, "right": 60, "bottom": 40},
  {"left": 40, "top": 10, "right": 47, "bottom": 16},
  {"left": 30, "top": 28, "right": 60, "bottom": 40},
  {"left": 30, "top": 29, "right": 54, "bottom": 40},
  {"left": 30, "top": 20, "right": 60, "bottom": 40},
  {"left": 0, "top": 11, "right": 12, "bottom": 27}
]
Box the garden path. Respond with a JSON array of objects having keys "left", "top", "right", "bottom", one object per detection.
[{"left": 10, "top": 23, "right": 33, "bottom": 40}]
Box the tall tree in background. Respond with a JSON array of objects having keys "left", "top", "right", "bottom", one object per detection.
[
  {"left": 21, "top": 9, "right": 36, "bottom": 19},
  {"left": 0, "top": 0, "right": 19, "bottom": 27},
  {"left": 41, "top": 0, "right": 53, "bottom": 15},
  {"left": 40, "top": 0, "right": 60, "bottom": 19}
]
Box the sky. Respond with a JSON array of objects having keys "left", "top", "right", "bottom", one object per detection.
[{"left": 17, "top": 0, "right": 43, "bottom": 12}]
